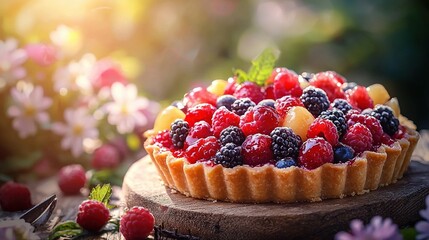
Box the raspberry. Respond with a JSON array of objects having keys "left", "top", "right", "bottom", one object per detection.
[
  {"left": 342, "top": 82, "right": 357, "bottom": 92},
  {"left": 334, "top": 144, "right": 355, "bottom": 163},
  {"left": 346, "top": 86, "right": 374, "bottom": 110},
  {"left": 393, "top": 125, "right": 408, "bottom": 140},
  {"left": 219, "top": 126, "right": 245, "bottom": 146},
  {"left": 184, "top": 103, "right": 216, "bottom": 127},
  {"left": 215, "top": 143, "right": 243, "bottom": 168},
  {"left": 153, "top": 130, "right": 174, "bottom": 149},
  {"left": 300, "top": 87, "right": 330, "bottom": 117},
  {"left": 369, "top": 105, "right": 399, "bottom": 136},
  {"left": 345, "top": 109, "right": 361, "bottom": 120},
  {"left": 379, "top": 133, "right": 395, "bottom": 147},
  {"left": 185, "top": 136, "right": 220, "bottom": 164},
  {"left": 224, "top": 77, "right": 238, "bottom": 95},
  {"left": 58, "top": 164, "right": 86, "bottom": 195},
  {"left": 239, "top": 105, "right": 280, "bottom": 136},
  {"left": 309, "top": 71, "right": 346, "bottom": 101},
  {"left": 233, "top": 82, "right": 265, "bottom": 104},
  {"left": 307, "top": 118, "right": 339, "bottom": 146},
  {"left": 76, "top": 200, "right": 110, "bottom": 232},
  {"left": 331, "top": 99, "right": 353, "bottom": 114},
  {"left": 242, "top": 134, "right": 274, "bottom": 167},
  {"left": 264, "top": 84, "right": 275, "bottom": 99},
  {"left": 120, "top": 206, "right": 155, "bottom": 240},
  {"left": 170, "top": 119, "right": 190, "bottom": 149},
  {"left": 342, "top": 123, "right": 373, "bottom": 154},
  {"left": 91, "top": 144, "right": 120, "bottom": 170},
  {"left": 275, "top": 95, "right": 304, "bottom": 119},
  {"left": 298, "top": 137, "right": 334, "bottom": 170},
  {"left": 183, "top": 87, "right": 217, "bottom": 108},
  {"left": 266, "top": 67, "right": 287, "bottom": 85},
  {"left": 275, "top": 157, "right": 297, "bottom": 168},
  {"left": 0, "top": 182, "right": 32, "bottom": 211},
  {"left": 258, "top": 99, "right": 276, "bottom": 108},
  {"left": 299, "top": 72, "right": 314, "bottom": 82},
  {"left": 216, "top": 95, "right": 237, "bottom": 110},
  {"left": 319, "top": 109, "right": 347, "bottom": 137},
  {"left": 211, "top": 107, "right": 240, "bottom": 137},
  {"left": 347, "top": 114, "right": 384, "bottom": 145},
  {"left": 273, "top": 69, "right": 302, "bottom": 99},
  {"left": 185, "top": 121, "right": 213, "bottom": 147},
  {"left": 231, "top": 98, "right": 256, "bottom": 116},
  {"left": 270, "top": 127, "right": 302, "bottom": 160}
]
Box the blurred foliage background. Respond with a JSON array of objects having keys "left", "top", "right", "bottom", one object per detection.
[{"left": 1, "top": 0, "right": 428, "bottom": 129}]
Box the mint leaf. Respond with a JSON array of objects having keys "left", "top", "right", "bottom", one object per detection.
[
  {"left": 89, "top": 184, "right": 114, "bottom": 209},
  {"left": 247, "top": 48, "right": 278, "bottom": 86},
  {"left": 49, "top": 221, "right": 82, "bottom": 240},
  {"left": 234, "top": 69, "right": 249, "bottom": 84}
]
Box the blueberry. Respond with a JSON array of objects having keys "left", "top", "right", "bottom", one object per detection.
[
  {"left": 258, "top": 99, "right": 275, "bottom": 109},
  {"left": 342, "top": 82, "right": 357, "bottom": 92},
  {"left": 275, "top": 157, "right": 297, "bottom": 169},
  {"left": 334, "top": 144, "right": 355, "bottom": 163},
  {"left": 216, "top": 95, "right": 237, "bottom": 110}
]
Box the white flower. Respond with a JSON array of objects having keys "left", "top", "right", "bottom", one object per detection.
[
  {"left": 0, "top": 218, "right": 40, "bottom": 240},
  {"left": 104, "top": 83, "right": 148, "bottom": 134},
  {"left": 52, "top": 108, "right": 99, "bottom": 157},
  {"left": 7, "top": 85, "right": 52, "bottom": 138},
  {"left": 0, "top": 38, "right": 27, "bottom": 84}
]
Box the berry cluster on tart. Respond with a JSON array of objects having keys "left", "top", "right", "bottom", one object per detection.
[{"left": 144, "top": 54, "right": 418, "bottom": 203}]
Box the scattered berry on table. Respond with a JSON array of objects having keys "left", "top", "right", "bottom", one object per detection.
[
  {"left": 91, "top": 144, "right": 121, "bottom": 170},
  {"left": 0, "top": 182, "right": 32, "bottom": 211},
  {"left": 345, "top": 86, "right": 374, "bottom": 110},
  {"left": 368, "top": 105, "right": 399, "bottom": 136},
  {"left": 242, "top": 134, "right": 274, "bottom": 167},
  {"left": 185, "top": 136, "right": 220, "bottom": 164},
  {"left": 300, "top": 87, "right": 330, "bottom": 117},
  {"left": 240, "top": 105, "right": 280, "bottom": 136},
  {"left": 215, "top": 143, "right": 243, "bottom": 168},
  {"left": 331, "top": 99, "right": 353, "bottom": 115},
  {"left": 273, "top": 69, "right": 302, "bottom": 99},
  {"left": 309, "top": 71, "right": 346, "bottom": 101},
  {"left": 233, "top": 82, "right": 265, "bottom": 104},
  {"left": 342, "top": 123, "right": 373, "bottom": 154},
  {"left": 231, "top": 98, "right": 256, "bottom": 116},
  {"left": 270, "top": 127, "right": 302, "bottom": 160},
  {"left": 185, "top": 121, "right": 213, "bottom": 147},
  {"left": 333, "top": 144, "right": 355, "bottom": 163},
  {"left": 153, "top": 130, "right": 174, "bottom": 149},
  {"left": 120, "top": 206, "right": 155, "bottom": 240},
  {"left": 275, "top": 95, "right": 304, "bottom": 119},
  {"left": 347, "top": 114, "right": 384, "bottom": 145},
  {"left": 211, "top": 106, "right": 240, "bottom": 137},
  {"left": 183, "top": 87, "right": 217, "bottom": 108},
  {"left": 170, "top": 119, "right": 190, "bottom": 149},
  {"left": 307, "top": 118, "right": 339, "bottom": 146},
  {"left": 216, "top": 95, "right": 237, "bottom": 110},
  {"left": 58, "top": 164, "right": 86, "bottom": 195},
  {"left": 258, "top": 99, "right": 276, "bottom": 109},
  {"left": 319, "top": 109, "right": 347, "bottom": 137},
  {"left": 275, "top": 157, "right": 298, "bottom": 169},
  {"left": 298, "top": 137, "right": 334, "bottom": 170},
  {"left": 76, "top": 200, "right": 110, "bottom": 232},
  {"left": 219, "top": 126, "right": 245, "bottom": 146},
  {"left": 184, "top": 103, "right": 216, "bottom": 127}
]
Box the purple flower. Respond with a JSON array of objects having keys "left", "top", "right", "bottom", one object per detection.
[
  {"left": 416, "top": 195, "right": 429, "bottom": 240},
  {"left": 335, "top": 216, "right": 402, "bottom": 240}
]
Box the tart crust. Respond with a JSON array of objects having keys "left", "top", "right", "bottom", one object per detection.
[{"left": 144, "top": 127, "right": 419, "bottom": 203}]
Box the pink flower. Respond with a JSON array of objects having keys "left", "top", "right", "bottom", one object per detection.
[
  {"left": 416, "top": 195, "right": 429, "bottom": 240},
  {"left": 7, "top": 85, "right": 52, "bottom": 138},
  {"left": 91, "top": 59, "right": 127, "bottom": 89},
  {"left": 0, "top": 38, "right": 27, "bottom": 83},
  {"left": 25, "top": 43, "right": 57, "bottom": 66},
  {"left": 335, "top": 216, "right": 402, "bottom": 240}
]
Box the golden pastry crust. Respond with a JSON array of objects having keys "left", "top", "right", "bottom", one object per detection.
[{"left": 144, "top": 127, "right": 419, "bottom": 203}]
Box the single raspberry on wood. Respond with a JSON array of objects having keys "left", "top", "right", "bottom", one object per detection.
[
  {"left": 91, "top": 144, "right": 121, "bottom": 170},
  {"left": 342, "top": 123, "right": 373, "bottom": 154},
  {"left": 120, "top": 206, "right": 155, "bottom": 240},
  {"left": 58, "top": 164, "right": 86, "bottom": 195},
  {"left": 211, "top": 107, "right": 240, "bottom": 137},
  {"left": 185, "top": 136, "right": 220, "bottom": 164},
  {"left": 76, "top": 200, "right": 110, "bottom": 232},
  {"left": 0, "top": 182, "right": 32, "bottom": 211}
]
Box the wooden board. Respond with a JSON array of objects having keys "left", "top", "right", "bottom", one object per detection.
[{"left": 123, "top": 155, "right": 429, "bottom": 240}]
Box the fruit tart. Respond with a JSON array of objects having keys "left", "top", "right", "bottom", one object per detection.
[{"left": 144, "top": 51, "right": 419, "bottom": 203}]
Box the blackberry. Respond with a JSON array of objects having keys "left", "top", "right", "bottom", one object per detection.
[
  {"left": 216, "top": 95, "right": 237, "bottom": 111},
  {"left": 231, "top": 98, "right": 255, "bottom": 116},
  {"left": 215, "top": 143, "right": 243, "bottom": 168},
  {"left": 275, "top": 157, "right": 297, "bottom": 168},
  {"left": 170, "top": 119, "right": 190, "bottom": 149},
  {"left": 342, "top": 82, "right": 357, "bottom": 92},
  {"left": 219, "top": 126, "right": 245, "bottom": 146},
  {"left": 331, "top": 99, "right": 352, "bottom": 114},
  {"left": 319, "top": 109, "right": 347, "bottom": 137},
  {"left": 270, "top": 127, "right": 302, "bottom": 161},
  {"left": 300, "top": 87, "right": 330, "bottom": 117},
  {"left": 299, "top": 72, "right": 314, "bottom": 82},
  {"left": 369, "top": 105, "right": 399, "bottom": 136},
  {"left": 334, "top": 144, "right": 355, "bottom": 163},
  {"left": 258, "top": 99, "right": 275, "bottom": 109}
]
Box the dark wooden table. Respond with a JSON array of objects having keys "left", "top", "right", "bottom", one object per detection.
[{"left": 2, "top": 130, "right": 429, "bottom": 239}]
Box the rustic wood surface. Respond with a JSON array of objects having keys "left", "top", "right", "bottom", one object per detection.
[{"left": 123, "top": 130, "right": 429, "bottom": 240}]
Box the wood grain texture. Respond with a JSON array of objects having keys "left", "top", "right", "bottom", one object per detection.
[{"left": 123, "top": 156, "right": 429, "bottom": 240}]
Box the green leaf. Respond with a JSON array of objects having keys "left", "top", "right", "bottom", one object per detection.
[
  {"left": 401, "top": 227, "right": 417, "bottom": 240},
  {"left": 89, "top": 184, "right": 114, "bottom": 209},
  {"left": 49, "top": 221, "right": 82, "bottom": 240},
  {"left": 234, "top": 69, "right": 249, "bottom": 84},
  {"left": 247, "top": 48, "right": 279, "bottom": 86}
]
